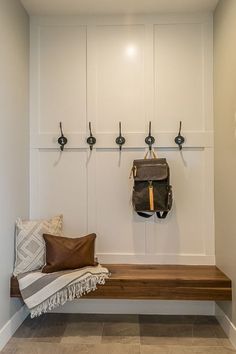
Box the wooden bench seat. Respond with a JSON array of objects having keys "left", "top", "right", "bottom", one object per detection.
[{"left": 10, "top": 264, "right": 232, "bottom": 301}]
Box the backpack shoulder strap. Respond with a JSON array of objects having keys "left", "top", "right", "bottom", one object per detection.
[
  {"left": 137, "top": 211, "right": 169, "bottom": 219},
  {"left": 156, "top": 211, "right": 168, "bottom": 219},
  {"left": 137, "top": 212, "right": 153, "bottom": 218}
]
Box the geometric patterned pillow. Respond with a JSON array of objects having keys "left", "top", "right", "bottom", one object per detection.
[{"left": 13, "top": 215, "right": 63, "bottom": 276}]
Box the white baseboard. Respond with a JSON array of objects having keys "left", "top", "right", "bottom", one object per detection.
[
  {"left": 0, "top": 305, "right": 29, "bottom": 351},
  {"left": 215, "top": 303, "right": 236, "bottom": 349},
  {"left": 54, "top": 299, "right": 215, "bottom": 316}
]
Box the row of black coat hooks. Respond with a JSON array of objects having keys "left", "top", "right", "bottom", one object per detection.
[{"left": 58, "top": 121, "right": 185, "bottom": 152}]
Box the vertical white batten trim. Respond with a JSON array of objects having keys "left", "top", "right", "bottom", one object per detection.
[
  {"left": 0, "top": 305, "right": 29, "bottom": 351},
  {"left": 215, "top": 304, "right": 236, "bottom": 349}
]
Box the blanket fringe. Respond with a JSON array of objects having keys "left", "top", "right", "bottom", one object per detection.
[{"left": 30, "top": 273, "right": 109, "bottom": 318}]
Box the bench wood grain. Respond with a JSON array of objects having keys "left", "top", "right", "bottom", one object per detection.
[{"left": 10, "top": 264, "right": 232, "bottom": 301}]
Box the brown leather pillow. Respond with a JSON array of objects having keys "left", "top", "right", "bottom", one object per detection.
[{"left": 42, "top": 233, "right": 97, "bottom": 273}]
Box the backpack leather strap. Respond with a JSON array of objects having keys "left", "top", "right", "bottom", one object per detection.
[
  {"left": 137, "top": 211, "right": 169, "bottom": 219},
  {"left": 144, "top": 149, "right": 158, "bottom": 159},
  {"left": 156, "top": 211, "right": 168, "bottom": 219},
  {"left": 137, "top": 212, "right": 153, "bottom": 218}
]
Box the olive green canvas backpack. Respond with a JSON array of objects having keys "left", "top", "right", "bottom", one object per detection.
[{"left": 130, "top": 152, "right": 173, "bottom": 219}]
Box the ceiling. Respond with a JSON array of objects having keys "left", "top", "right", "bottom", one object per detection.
[{"left": 20, "top": 0, "right": 219, "bottom": 16}]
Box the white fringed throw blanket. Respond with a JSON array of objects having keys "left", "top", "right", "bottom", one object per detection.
[{"left": 17, "top": 264, "right": 109, "bottom": 318}]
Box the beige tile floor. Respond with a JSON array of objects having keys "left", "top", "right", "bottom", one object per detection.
[{"left": 1, "top": 314, "right": 236, "bottom": 354}]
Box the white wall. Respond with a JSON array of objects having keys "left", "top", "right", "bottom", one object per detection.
[
  {"left": 0, "top": 0, "right": 29, "bottom": 346},
  {"left": 214, "top": 0, "right": 236, "bottom": 333},
  {"left": 30, "top": 14, "right": 214, "bottom": 268}
]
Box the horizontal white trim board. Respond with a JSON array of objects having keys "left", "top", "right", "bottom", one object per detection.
[
  {"left": 31, "top": 131, "right": 214, "bottom": 149},
  {"left": 97, "top": 253, "right": 216, "bottom": 265},
  {"left": 215, "top": 304, "right": 236, "bottom": 349},
  {"left": 31, "top": 13, "right": 212, "bottom": 26},
  {"left": 0, "top": 305, "right": 29, "bottom": 351},
  {"left": 53, "top": 299, "right": 215, "bottom": 315}
]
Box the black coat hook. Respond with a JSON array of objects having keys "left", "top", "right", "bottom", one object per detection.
[
  {"left": 87, "top": 122, "right": 96, "bottom": 151},
  {"left": 57, "top": 122, "right": 68, "bottom": 151},
  {"left": 145, "top": 121, "right": 155, "bottom": 151},
  {"left": 115, "top": 122, "right": 126, "bottom": 151},
  {"left": 174, "top": 121, "right": 185, "bottom": 150}
]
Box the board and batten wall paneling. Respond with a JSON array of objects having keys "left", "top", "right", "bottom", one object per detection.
[
  {"left": 30, "top": 23, "right": 87, "bottom": 143},
  {"left": 30, "top": 15, "right": 214, "bottom": 265},
  {"left": 89, "top": 25, "right": 146, "bottom": 133},
  {"left": 37, "top": 150, "right": 88, "bottom": 235},
  {"left": 154, "top": 23, "right": 204, "bottom": 132},
  {"left": 39, "top": 25, "right": 87, "bottom": 134},
  {"left": 94, "top": 150, "right": 147, "bottom": 256}
]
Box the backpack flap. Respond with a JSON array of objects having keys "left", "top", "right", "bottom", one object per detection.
[{"left": 132, "top": 158, "right": 169, "bottom": 182}]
